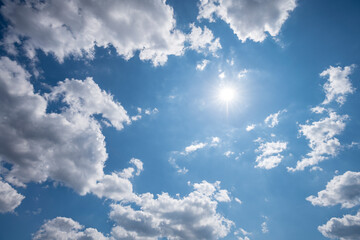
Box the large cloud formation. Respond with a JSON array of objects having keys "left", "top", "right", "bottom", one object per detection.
[
  {"left": 198, "top": 0, "right": 296, "bottom": 42},
  {"left": 34, "top": 181, "right": 234, "bottom": 240},
  {"left": 0, "top": 56, "right": 134, "bottom": 197},
  {"left": 308, "top": 172, "right": 360, "bottom": 239},
  {"left": 318, "top": 211, "right": 360, "bottom": 240},
  {"left": 0, "top": 0, "right": 222, "bottom": 66},
  {"left": 1, "top": 58, "right": 235, "bottom": 239},
  {"left": 307, "top": 171, "right": 360, "bottom": 209},
  {"left": 1, "top": 0, "right": 186, "bottom": 66}
]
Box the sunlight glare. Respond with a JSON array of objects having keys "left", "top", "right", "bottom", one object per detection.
[{"left": 218, "top": 86, "right": 236, "bottom": 103}]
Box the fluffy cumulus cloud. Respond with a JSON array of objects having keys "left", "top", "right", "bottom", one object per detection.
[
  {"left": 255, "top": 141, "right": 287, "bottom": 169},
  {"left": 47, "top": 77, "right": 130, "bottom": 130},
  {"left": 0, "top": 57, "right": 138, "bottom": 200},
  {"left": 0, "top": 0, "right": 186, "bottom": 66},
  {"left": 0, "top": 179, "right": 24, "bottom": 213},
  {"left": 307, "top": 171, "right": 360, "bottom": 208},
  {"left": 188, "top": 23, "right": 221, "bottom": 54},
  {"left": 318, "top": 211, "right": 360, "bottom": 240},
  {"left": 264, "top": 109, "right": 286, "bottom": 128},
  {"left": 198, "top": 0, "right": 296, "bottom": 42},
  {"left": 321, "top": 65, "right": 356, "bottom": 105},
  {"left": 288, "top": 112, "right": 348, "bottom": 172},
  {"left": 109, "top": 181, "right": 234, "bottom": 240},
  {"left": 33, "top": 217, "right": 108, "bottom": 240},
  {"left": 91, "top": 159, "right": 143, "bottom": 202}
]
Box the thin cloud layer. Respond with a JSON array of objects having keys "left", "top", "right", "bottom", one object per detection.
[
  {"left": 1, "top": 0, "right": 186, "bottom": 66},
  {"left": 307, "top": 171, "right": 360, "bottom": 208},
  {"left": 198, "top": 0, "right": 296, "bottom": 42}
]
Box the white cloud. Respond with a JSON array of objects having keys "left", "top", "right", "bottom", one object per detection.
[
  {"left": 311, "top": 106, "right": 327, "bottom": 114},
  {"left": 224, "top": 151, "right": 235, "bottom": 157},
  {"left": 237, "top": 237, "right": 250, "bottom": 240},
  {"left": 91, "top": 174, "right": 135, "bottom": 202},
  {"left": 91, "top": 160, "right": 142, "bottom": 203},
  {"left": 170, "top": 137, "right": 220, "bottom": 173},
  {"left": 184, "top": 142, "right": 208, "bottom": 154},
  {"left": 144, "top": 108, "right": 159, "bottom": 115},
  {"left": 227, "top": 58, "right": 234, "bottom": 66},
  {"left": 255, "top": 141, "right": 287, "bottom": 169},
  {"left": 168, "top": 157, "right": 188, "bottom": 175},
  {"left": 1, "top": 0, "right": 186, "bottom": 66},
  {"left": 310, "top": 166, "right": 323, "bottom": 172},
  {"left": 196, "top": 59, "right": 210, "bottom": 71},
  {"left": 318, "top": 211, "right": 360, "bottom": 240},
  {"left": 130, "top": 158, "right": 143, "bottom": 176},
  {"left": 214, "top": 189, "right": 231, "bottom": 202},
  {"left": 307, "top": 171, "right": 360, "bottom": 209},
  {"left": 238, "top": 69, "right": 248, "bottom": 79},
  {"left": 219, "top": 71, "right": 226, "bottom": 79},
  {"left": 321, "top": 65, "right": 356, "bottom": 105},
  {"left": 0, "top": 57, "right": 142, "bottom": 204},
  {"left": 188, "top": 23, "right": 221, "bottom": 54},
  {"left": 264, "top": 109, "right": 286, "bottom": 128},
  {"left": 235, "top": 197, "right": 242, "bottom": 204},
  {"left": 234, "top": 227, "right": 251, "bottom": 240},
  {"left": 288, "top": 111, "right": 348, "bottom": 172},
  {"left": 33, "top": 217, "right": 108, "bottom": 240},
  {"left": 0, "top": 179, "right": 24, "bottom": 213},
  {"left": 211, "top": 136, "right": 221, "bottom": 145},
  {"left": 109, "top": 181, "right": 234, "bottom": 239},
  {"left": 46, "top": 77, "right": 130, "bottom": 131},
  {"left": 261, "top": 221, "right": 269, "bottom": 233},
  {"left": 246, "top": 124, "right": 256, "bottom": 131},
  {"left": 198, "top": 0, "right": 296, "bottom": 42}
]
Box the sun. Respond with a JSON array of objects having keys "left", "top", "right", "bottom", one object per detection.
[{"left": 218, "top": 86, "right": 236, "bottom": 103}]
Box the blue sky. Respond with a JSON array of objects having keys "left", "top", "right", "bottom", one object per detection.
[{"left": 0, "top": 0, "right": 360, "bottom": 239}]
